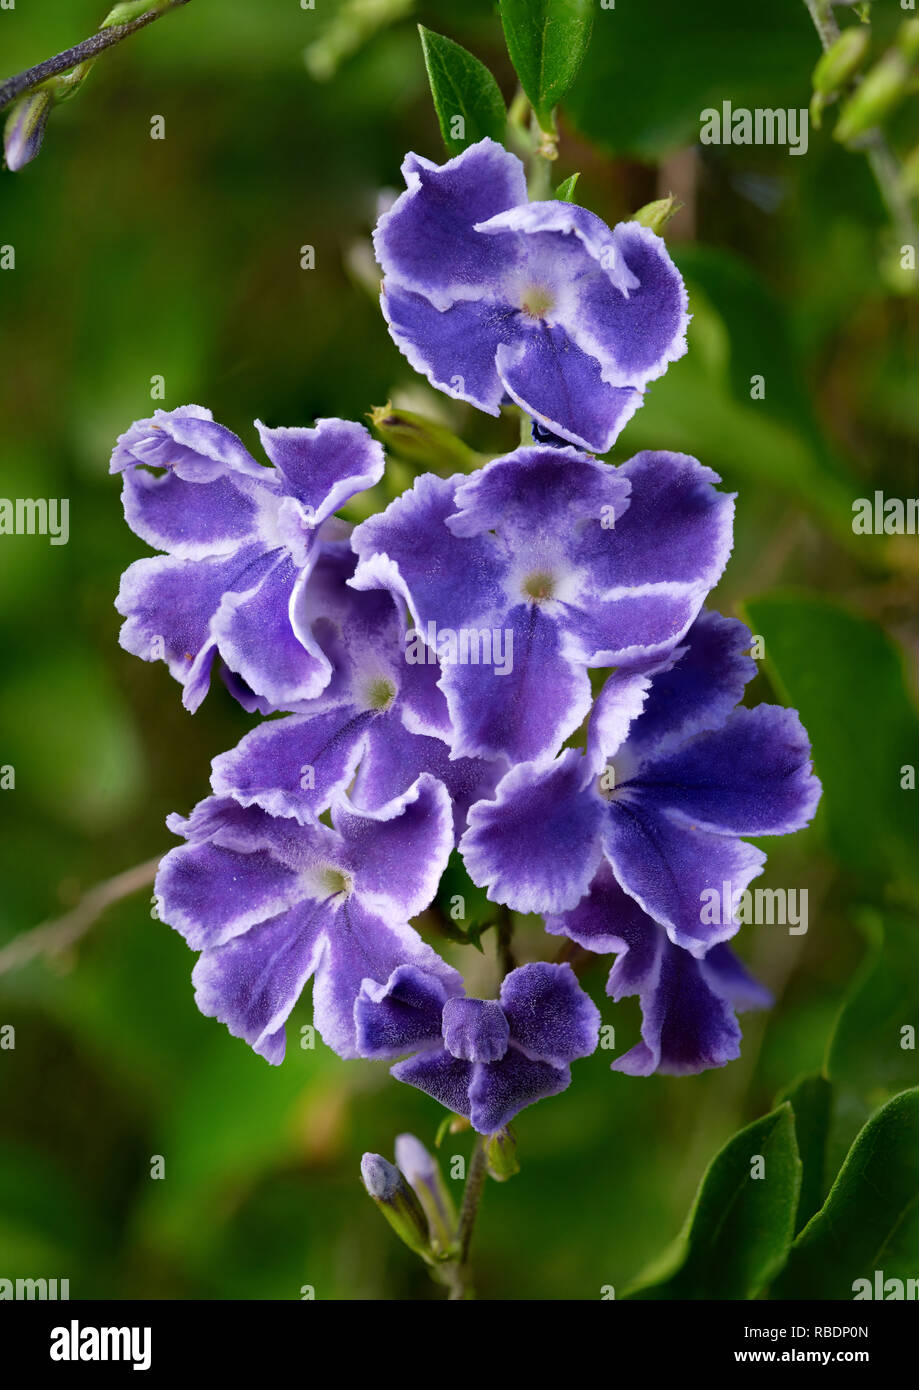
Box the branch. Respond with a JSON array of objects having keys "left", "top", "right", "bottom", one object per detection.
[
  {"left": 0, "top": 1, "right": 192, "bottom": 113},
  {"left": 0, "top": 856, "right": 162, "bottom": 975}
]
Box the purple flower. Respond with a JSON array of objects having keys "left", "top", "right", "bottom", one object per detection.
[
  {"left": 460, "top": 611, "right": 822, "bottom": 954},
  {"left": 355, "top": 961, "right": 600, "bottom": 1133},
  {"left": 154, "top": 773, "right": 458, "bottom": 1062},
  {"left": 545, "top": 862, "right": 771, "bottom": 1075},
  {"left": 374, "top": 138, "right": 688, "bottom": 452},
  {"left": 112, "top": 405, "right": 383, "bottom": 712},
  {"left": 209, "top": 545, "right": 502, "bottom": 840},
  {"left": 351, "top": 445, "right": 734, "bottom": 765}
]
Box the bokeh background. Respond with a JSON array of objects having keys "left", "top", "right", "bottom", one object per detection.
[{"left": 1, "top": 0, "right": 917, "bottom": 1300}]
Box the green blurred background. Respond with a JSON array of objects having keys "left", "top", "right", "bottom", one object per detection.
[{"left": 0, "top": 0, "right": 917, "bottom": 1299}]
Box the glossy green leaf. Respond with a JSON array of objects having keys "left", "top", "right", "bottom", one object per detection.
[
  {"left": 828, "top": 911, "right": 919, "bottom": 1105},
  {"left": 743, "top": 594, "right": 919, "bottom": 884},
  {"left": 499, "top": 0, "right": 594, "bottom": 128},
  {"left": 554, "top": 171, "right": 581, "bottom": 201},
  {"left": 417, "top": 25, "right": 507, "bottom": 156},
  {"left": 777, "top": 1073, "right": 833, "bottom": 1233},
  {"left": 625, "top": 1103, "right": 801, "bottom": 1299},
  {"left": 774, "top": 1088, "right": 919, "bottom": 1298}
]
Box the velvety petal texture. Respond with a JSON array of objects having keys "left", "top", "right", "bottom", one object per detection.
[
  {"left": 156, "top": 775, "right": 457, "bottom": 1062},
  {"left": 463, "top": 610, "right": 821, "bottom": 959},
  {"left": 352, "top": 447, "right": 732, "bottom": 765},
  {"left": 546, "top": 863, "right": 771, "bottom": 1076},
  {"left": 360, "top": 962, "right": 599, "bottom": 1132},
  {"left": 374, "top": 139, "right": 688, "bottom": 450},
  {"left": 114, "top": 406, "right": 383, "bottom": 710}
]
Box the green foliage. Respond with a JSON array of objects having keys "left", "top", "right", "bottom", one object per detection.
[
  {"left": 418, "top": 25, "right": 507, "bottom": 155},
  {"left": 499, "top": 0, "right": 594, "bottom": 130},
  {"left": 626, "top": 1105, "right": 801, "bottom": 1299},
  {"left": 774, "top": 1089, "right": 919, "bottom": 1299},
  {"left": 743, "top": 594, "right": 919, "bottom": 885}
]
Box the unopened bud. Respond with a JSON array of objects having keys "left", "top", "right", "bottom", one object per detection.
[
  {"left": 369, "top": 403, "right": 479, "bottom": 474},
  {"left": 395, "top": 1133, "right": 457, "bottom": 1254},
  {"left": 812, "top": 26, "right": 870, "bottom": 95},
  {"left": 360, "top": 1153, "right": 431, "bottom": 1258},
  {"left": 3, "top": 89, "right": 53, "bottom": 173},
  {"left": 630, "top": 195, "right": 681, "bottom": 237},
  {"left": 834, "top": 50, "right": 910, "bottom": 144},
  {"left": 484, "top": 1126, "right": 520, "bottom": 1182}
]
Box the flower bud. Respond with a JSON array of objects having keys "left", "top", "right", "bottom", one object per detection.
[
  {"left": 395, "top": 1133, "right": 457, "bottom": 1254},
  {"left": 812, "top": 26, "right": 870, "bottom": 95},
  {"left": 834, "top": 50, "right": 910, "bottom": 144},
  {"left": 629, "top": 195, "right": 681, "bottom": 237},
  {"left": 484, "top": 1126, "right": 520, "bottom": 1182},
  {"left": 3, "top": 89, "right": 53, "bottom": 172},
  {"left": 369, "top": 403, "right": 479, "bottom": 474},
  {"left": 360, "top": 1152, "right": 432, "bottom": 1258}
]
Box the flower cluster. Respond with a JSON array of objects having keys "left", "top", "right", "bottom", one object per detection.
[{"left": 115, "top": 140, "right": 820, "bottom": 1135}]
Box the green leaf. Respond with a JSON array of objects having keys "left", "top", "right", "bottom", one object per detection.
[
  {"left": 828, "top": 911, "right": 919, "bottom": 1106},
  {"left": 554, "top": 171, "right": 580, "bottom": 201},
  {"left": 742, "top": 594, "right": 919, "bottom": 885},
  {"left": 625, "top": 1103, "right": 801, "bottom": 1299},
  {"left": 417, "top": 25, "right": 507, "bottom": 156},
  {"left": 499, "top": 0, "right": 594, "bottom": 129},
  {"left": 777, "top": 1073, "right": 834, "bottom": 1233},
  {"left": 773, "top": 1088, "right": 919, "bottom": 1298}
]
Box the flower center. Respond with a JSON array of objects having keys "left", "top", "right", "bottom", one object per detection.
[
  {"left": 365, "top": 675, "right": 396, "bottom": 711},
  {"left": 319, "top": 866, "right": 353, "bottom": 900},
  {"left": 522, "top": 570, "right": 556, "bottom": 602},
  {"left": 520, "top": 285, "right": 555, "bottom": 320}
]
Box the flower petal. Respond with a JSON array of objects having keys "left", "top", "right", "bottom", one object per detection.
[
  {"left": 191, "top": 899, "right": 331, "bottom": 1064},
  {"left": 468, "top": 1048, "right": 570, "bottom": 1133},
  {"left": 336, "top": 773, "right": 454, "bottom": 923},
  {"left": 120, "top": 466, "right": 262, "bottom": 559},
  {"left": 210, "top": 707, "right": 374, "bottom": 824},
  {"left": 460, "top": 751, "right": 604, "bottom": 915},
  {"left": 603, "top": 798, "right": 766, "bottom": 955},
  {"left": 156, "top": 838, "right": 303, "bottom": 951},
  {"left": 566, "top": 222, "right": 689, "bottom": 389},
  {"left": 634, "top": 705, "right": 822, "bottom": 836},
  {"left": 495, "top": 326, "right": 642, "bottom": 453},
  {"left": 212, "top": 553, "right": 333, "bottom": 708},
  {"left": 354, "top": 964, "right": 457, "bottom": 1059},
  {"left": 374, "top": 139, "right": 527, "bottom": 309},
  {"left": 625, "top": 610, "right": 757, "bottom": 762},
  {"left": 115, "top": 546, "right": 276, "bottom": 712},
  {"left": 391, "top": 1048, "right": 473, "bottom": 1120},
  {"left": 500, "top": 962, "right": 600, "bottom": 1066},
  {"left": 381, "top": 284, "right": 512, "bottom": 416},
  {"left": 439, "top": 603, "right": 592, "bottom": 764},
  {"left": 111, "top": 406, "right": 266, "bottom": 482},
  {"left": 351, "top": 471, "right": 505, "bottom": 632},
  {"left": 254, "top": 417, "right": 384, "bottom": 527},
  {"left": 313, "top": 897, "right": 459, "bottom": 1058}
]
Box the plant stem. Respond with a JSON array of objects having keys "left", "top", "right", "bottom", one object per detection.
[
  {"left": 0, "top": 2, "right": 192, "bottom": 113},
  {"left": 442, "top": 1135, "right": 488, "bottom": 1300},
  {"left": 801, "top": 0, "right": 918, "bottom": 251},
  {"left": 0, "top": 856, "right": 162, "bottom": 974}
]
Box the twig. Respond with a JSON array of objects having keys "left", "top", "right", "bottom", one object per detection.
[
  {"left": 0, "top": 2, "right": 192, "bottom": 113},
  {"left": 0, "top": 856, "right": 161, "bottom": 975}
]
